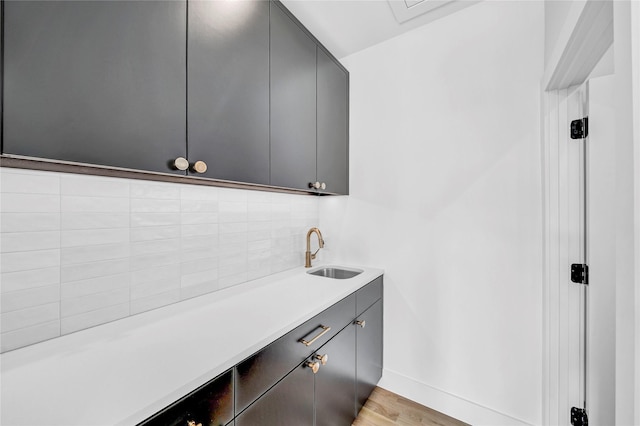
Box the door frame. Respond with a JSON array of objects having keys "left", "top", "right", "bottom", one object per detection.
[{"left": 541, "top": 1, "right": 639, "bottom": 424}]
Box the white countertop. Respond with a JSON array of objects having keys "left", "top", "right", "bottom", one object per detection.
[{"left": 0, "top": 264, "right": 383, "bottom": 426}]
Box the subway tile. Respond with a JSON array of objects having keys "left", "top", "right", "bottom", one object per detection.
[
  {"left": 1, "top": 267, "right": 60, "bottom": 293},
  {"left": 132, "top": 264, "right": 180, "bottom": 286},
  {"left": 61, "top": 287, "right": 129, "bottom": 318},
  {"left": 131, "top": 198, "right": 180, "bottom": 213},
  {"left": 131, "top": 212, "right": 180, "bottom": 228},
  {"left": 61, "top": 243, "right": 130, "bottom": 265},
  {"left": 61, "top": 228, "right": 129, "bottom": 248},
  {"left": 1, "top": 231, "right": 60, "bottom": 253},
  {"left": 219, "top": 222, "right": 248, "bottom": 234},
  {"left": 0, "top": 320, "right": 60, "bottom": 353},
  {"left": 131, "top": 276, "right": 179, "bottom": 300},
  {"left": 131, "top": 290, "right": 180, "bottom": 315},
  {"left": 180, "top": 185, "right": 218, "bottom": 201},
  {"left": 1, "top": 249, "right": 60, "bottom": 273},
  {"left": 181, "top": 235, "right": 217, "bottom": 252},
  {"left": 181, "top": 257, "right": 218, "bottom": 275},
  {"left": 61, "top": 175, "right": 129, "bottom": 198},
  {"left": 131, "top": 239, "right": 179, "bottom": 256},
  {"left": 61, "top": 212, "right": 129, "bottom": 230},
  {"left": 219, "top": 272, "right": 248, "bottom": 289},
  {"left": 1, "top": 302, "right": 59, "bottom": 333},
  {"left": 61, "top": 303, "right": 129, "bottom": 335},
  {"left": 181, "top": 223, "right": 218, "bottom": 237},
  {"left": 218, "top": 188, "right": 248, "bottom": 202},
  {"left": 1, "top": 285, "right": 60, "bottom": 313},
  {"left": 130, "top": 251, "right": 180, "bottom": 272},
  {"left": 180, "top": 199, "right": 218, "bottom": 213},
  {"left": 61, "top": 258, "right": 129, "bottom": 283},
  {"left": 61, "top": 273, "right": 130, "bottom": 299},
  {"left": 180, "top": 249, "right": 218, "bottom": 264},
  {"left": 219, "top": 232, "right": 248, "bottom": 245},
  {"left": 180, "top": 281, "right": 218, "bottom": 300},
  {"left": 0, "top": 171, "right": 60, "bottom": 194},
  {"left": 248, "top": 240, "right": 271, "bottom": 252},
  {"left": 181, "top": 269, "right": 218, "bottom": 288},
  {"left": 1, "top": 193, "right": 60, "bottom": 213},
  {"left": 246, "top": 190, "right": 271, "bottom": 203},
  {"left": 180, "top": 212, "right": 218, "bottom": 225},
  {"left": 1, "top": 212, "right": 60, "bottom": 233},
  {"left": 130, "top": 225, "right": 180, "bottom": 242},
  {"left": 61, "top": 196, "right": 129, "bottom": 213},
  {"left": 218, "top": 202, "right": 247, "bottom": 222},
  {"left": 131, "top": 182, "right": 179, "bottom": 200}
]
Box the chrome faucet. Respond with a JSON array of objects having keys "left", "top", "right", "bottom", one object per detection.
[{"left": 305, "top": 227, "right": 324, "bottom": 268}]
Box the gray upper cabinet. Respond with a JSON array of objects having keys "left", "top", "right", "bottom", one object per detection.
[
  {"left": 317, "top": 48, "right": 349, "bottom": 195},
  {"left": 269, "top": 2, "right": 317, "bottom": 191},
  {"left": 2, "top": 1, "right": 187, "bottom": 175},
  {"left": 187, "top": 0, "right": 270, "bottom": 184}
]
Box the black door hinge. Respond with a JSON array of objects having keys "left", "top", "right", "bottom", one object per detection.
[
  {"left": 571, "top": 407, "right": 588, "bottom": 426},
  {"left": 571, "top": 117, "right": 589, "bottom": 139},
  {"left": 571, "top": 263, "right": 589, "bottom": 285}
]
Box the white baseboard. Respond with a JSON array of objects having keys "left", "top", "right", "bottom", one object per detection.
[{"left": 378, "top": 369, "right": 534, "bottom": 426}]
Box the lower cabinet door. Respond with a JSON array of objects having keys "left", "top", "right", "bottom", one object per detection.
[
  {"left": 356, "top": 299, "right": 383, "bottom": 415},
  {"left": 315, "top": 324, "right": 357, "bottom": 426},
  {"left": 235, "top": 361, "right": 314, "bottom": 426},
  {"left": 137, "top": 369, "right": 233, "bottom": 426}
]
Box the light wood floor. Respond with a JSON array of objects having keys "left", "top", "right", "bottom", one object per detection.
[{"left": 352, "top": 387, "right": 469, "bottom": 426}]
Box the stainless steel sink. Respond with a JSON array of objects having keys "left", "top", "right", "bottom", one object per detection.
[{"left": 307, "top": 267, "right": 363, "bottom": 279}]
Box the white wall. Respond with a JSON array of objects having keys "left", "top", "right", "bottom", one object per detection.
[
  {"left": 0, "top": 168, "right": 318, "bottom": 352},
  {"left": 319, "top": 1, "right": 544, "bottom": 424}
]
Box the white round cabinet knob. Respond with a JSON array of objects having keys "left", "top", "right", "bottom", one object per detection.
[{"left": 174, "top": 157, "right": 189, "bottom": 171}]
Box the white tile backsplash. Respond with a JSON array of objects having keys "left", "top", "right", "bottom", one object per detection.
[{"left": 0, "top": 168, "right": 319, "bottom": 352}]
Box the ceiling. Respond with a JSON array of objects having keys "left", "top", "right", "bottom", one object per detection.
[{"left": 280, "top": 0, "right": 481, "bottom": 59}]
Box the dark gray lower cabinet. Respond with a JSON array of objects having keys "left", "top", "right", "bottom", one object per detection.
[
  {"left": 235, "top": 362, "right": 314, "bottom": 426},
  {"left": 3, "top": 0, "right": 187, "bottom": 174},
  {"left": 315, "top": 324, "right": 357, "bottom": 426},
  {"left": 356, "top": 299, "right": 384, "bottom": 415},
  {"left": 139, "top": 277, "right": 382, "bottom": 426},
  {"left": 138, "top": 369, "right": 233, "bottom": 426}
]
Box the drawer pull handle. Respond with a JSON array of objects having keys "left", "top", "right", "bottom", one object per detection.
[
  {"left": 300, "top": 325, "right": 331, "bottom": 346},
  {"left": 355, "top": 320, "right": 366, "bottom": 328}
]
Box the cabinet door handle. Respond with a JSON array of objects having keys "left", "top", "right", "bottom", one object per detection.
[
  {"left": 355, "top": 320, "right": 366, "bottom": 328},
  {"left": 174, "top": 157, "right": 189, "bottom": 171},
  {"left": 305, "top": 360, "right": 320, "bottom": 374},
  {"left": 191, "top": 160, "right": 207, "bottom": 174},
  {"left": 299, "top": 325, "right": 331, "bottom": 346},
  {"left": 320, "top": 182, "right": 326, "bottom": 190},
  {"left": 314, "top": 353, "right": 329, "bottom": 365},
  {"left": 309, "top": 182, "right": 321, "bottom": 190}
]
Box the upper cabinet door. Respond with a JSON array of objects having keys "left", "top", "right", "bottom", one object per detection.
[
  {"left": 269, "top": 2, "right": 317, "bottom": 191},
  {"left": 2, "top": 1, "right": 187, "bottom": 174},
  {"left": 187, "top": 0, "right": 270, "bottom": 184},
  {"left": 316, "top": 49, "right": 349, "bottom": 195}
]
